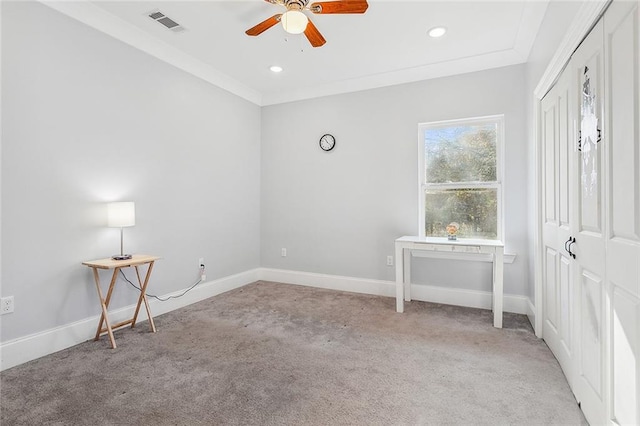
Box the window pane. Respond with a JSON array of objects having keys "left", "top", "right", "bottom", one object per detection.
[
  {"left": 425, "top": 123, "right": 497, "bottom": 183},
  {"left": 425, "top": 188, "right": 497, "bottom": 239}
]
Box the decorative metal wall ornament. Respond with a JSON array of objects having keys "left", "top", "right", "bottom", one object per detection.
[{"left": 579, "top": 66, "right": 601, "bottom": 197}]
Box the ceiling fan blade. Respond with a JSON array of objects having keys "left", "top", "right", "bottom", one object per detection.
[
  {"left": 245, "top": 14, "right": 282, "bottom": 36},
  {"left": 309, "top": 0, "right": 368, "bottom": 14},
  {"left": 304, "top": 19, "right": 326, "bottom": 47}
]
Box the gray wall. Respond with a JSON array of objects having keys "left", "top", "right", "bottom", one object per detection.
[
  {"left": 524, "top": 1, "right": 583, "bottom": 300},
  {"left": 261, "top": 65, "right": 530, "bottom": 296},
  {"left": 1, "top": 2, "right": 261, "bottom": 342}
]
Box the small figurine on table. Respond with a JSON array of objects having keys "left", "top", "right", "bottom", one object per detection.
[{"left": 446, "top": 222, "right": 459, "bottom": 240}]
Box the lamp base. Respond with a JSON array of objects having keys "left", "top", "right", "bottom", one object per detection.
[{"left": 111, "top": 254, "right": 133, "bottom": 261}]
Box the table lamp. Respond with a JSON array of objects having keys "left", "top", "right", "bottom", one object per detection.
[{"left": 107, "top": 201, "right": 135, "bottom": 260}]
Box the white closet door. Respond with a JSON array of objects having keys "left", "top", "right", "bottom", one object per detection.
[
  {"left": 541, "top": 68, "right": 575, "bottom": 387},
  {"left": 604, "top": 1, "right": 640, "bottom": 424},
  {"left": 571, "top": 19, "right": 608, "bottom": 425},
  {"left": 538, "top": 2, "right": 639, "bottom": 423}
]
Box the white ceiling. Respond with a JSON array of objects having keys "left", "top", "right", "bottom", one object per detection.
[{"left": 45, "top": 0, "right": 549, "bottom": 105}]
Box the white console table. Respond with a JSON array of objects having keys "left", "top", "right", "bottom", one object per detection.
[{"left": 394, "top": 236, "right": 505, "bottom": 328}]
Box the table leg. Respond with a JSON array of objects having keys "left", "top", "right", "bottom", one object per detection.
[
  {"left": 94, "top": 267, "right": 119, "bottom": 341},
  {"left": 395, "top": 243, "right": 404, "bottom": 313},
  {"left": 493, "top": 248, "right": 504, "bottom": 328},
  {"left": 132, "top": 262, "right": 156, "bottom": 333},
  {"left": 91, "top": 267, "right": 117, "bottom": 349},
  {"left": 404, "top": 248, "right": 412, "bottom": 302},
  {"left": 491, "top": 254, "right": 496, "bottom": 312}
]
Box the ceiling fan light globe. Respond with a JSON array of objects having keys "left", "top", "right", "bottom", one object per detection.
[{"left": 281, "top": 10, "right": 308, "bottom": 34}]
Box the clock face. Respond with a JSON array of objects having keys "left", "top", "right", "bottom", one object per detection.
[{"left": 319, "top": 134, "right": 336, "bottom": 151}]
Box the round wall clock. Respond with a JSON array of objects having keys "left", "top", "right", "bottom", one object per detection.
[{"left": 319, "top": 134, "right": 336, "bottom": 151}]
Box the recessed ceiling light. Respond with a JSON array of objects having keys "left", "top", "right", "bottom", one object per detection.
[
  {"left": 428, "top": 27, "right": 447, "bottom": 38},
  {"left": 270, "top": 65, "right": 283, "bottom": 73}
]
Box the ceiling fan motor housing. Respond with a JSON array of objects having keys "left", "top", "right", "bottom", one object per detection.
[{"left": 285, "top": 0, "right": 309, "bottom": 11}]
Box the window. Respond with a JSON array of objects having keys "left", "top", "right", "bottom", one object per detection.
[{"left": 418, "top": 115, "right": 503, "bottom": 240}]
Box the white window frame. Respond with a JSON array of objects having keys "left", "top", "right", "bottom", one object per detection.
[{"left": 417, "top": 114, "right": 505, "bottom": 241}]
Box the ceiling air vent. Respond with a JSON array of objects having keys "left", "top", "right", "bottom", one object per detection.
[{"left": 147, "top": 10, "right": 185, "bottom": 33}]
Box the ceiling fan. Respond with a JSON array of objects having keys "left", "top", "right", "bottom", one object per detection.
[{"left": 245, "top": 0, "right": 369, "bottom": 48}]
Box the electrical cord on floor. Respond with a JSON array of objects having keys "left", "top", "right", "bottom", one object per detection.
[{"left": 120, "top": 267, "right": 204, "bottom": 302}]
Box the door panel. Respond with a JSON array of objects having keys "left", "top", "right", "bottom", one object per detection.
[
  {"left": 580, "top": 270, "right": 604, "bottom": 398},
  {"left": 544, "top": 104, "right": 557, "bottom": 225},
  {"left": 605, "top": 1, "right": 640, "bottom": 424},
  {"left": 577, "top": 50, "right": 604, "bottom": 235},
  {"left": 545, "top": 248, "right": 558, "bottom": 331},
  {"left": 612, "top": 287, "right": 639, "bottom": 425},
  {"left": 541, "top": 68, "right": 574, "bottom": 384},
  {"left": 558, "top": 91, "right": 571, "bottom": 229},
  {"left": 609, "top": 3, "right": 640, "bottom": 243},
  {"left": 572, "top": 19, "right": 607, "bottom": 425},
  {"left": 560, "top": 256, "right": 572, "bottom": 354}
]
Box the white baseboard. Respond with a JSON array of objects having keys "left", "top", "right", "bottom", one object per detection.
[
  {"left": 0, "top": 268, "right": 259, "bottom": 372},
  {"left": 1, "top": 267, "right": 534, "bottom": 371},
  {"left": 259, "top": 268, "right": 396, "bottom": 298},
  {"left": 410, "top": 284, "right": 530, "bottom": 314},
  {"left": 259, "top": 268, "right": 531, "bottom": 315},
  {"left": 527, "top": 298, "right": 538, "bottom": 336}
]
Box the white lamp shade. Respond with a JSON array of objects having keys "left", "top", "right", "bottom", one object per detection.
[
  {"left": 107, "top": 202, "right": 135, "bottom": 227},
  {"left": 281, "top": 10, "right": 308, "bottom": 34}
]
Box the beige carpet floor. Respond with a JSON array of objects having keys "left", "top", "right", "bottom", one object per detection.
[{"left": 0, "top": 281, "right": 586, "bottom": 425}]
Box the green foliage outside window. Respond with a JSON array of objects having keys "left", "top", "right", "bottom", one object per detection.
[{"left": 424, "top": 124, "right": 499, "bottom": 239}]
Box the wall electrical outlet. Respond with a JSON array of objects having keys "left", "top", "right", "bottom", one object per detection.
[
  {"left": 198, "top": 258, "right": 206, "bottom": 281},
  {"left": 1, "top": 296, "right": 15, "bottom": 315},
  {"left": 281, "top": 248, "right": 287, "bottom": 257},
  {"left": 386, "top": 256, "right": 394, "bottom": 267}
]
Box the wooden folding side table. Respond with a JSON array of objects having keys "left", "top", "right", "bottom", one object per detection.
[{"left": 82, "top": 255, "right": 160, "bottom": 348}]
